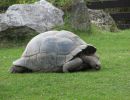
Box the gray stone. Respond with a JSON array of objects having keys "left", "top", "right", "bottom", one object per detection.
[
  {"left": 0, "top": 14, "right": 8, "bottom": 31},
  {"left": 88, "top": 9, "right": 118, "bottom": 32},
  {"left": 0, "top": 0, "right": 64, "bottom": 33},
  {"left": 70, "top": 0, "right": 91, "bottom": 31}
]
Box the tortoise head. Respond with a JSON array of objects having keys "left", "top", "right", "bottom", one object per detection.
[
  {"left": 82, "top": 54, "right": 101, "bottom": 70},
  {"left": 81, "top": 45, "right": 101, "bottom": 70}
]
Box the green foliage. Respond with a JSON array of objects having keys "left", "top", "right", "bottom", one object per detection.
[
  {"left": 0, "top": 0, "right": 37, "bottom": 12},
  {"left": 0, "top": 0, "right": 37, "bottom": 6},
  {"left": 0, "top": 28, "right": 130, "bottom": 100},
  {"left": 48, "top": 0, "right": 72, "bottom": 6},
  {"left": 47, "top": 0, "right": 73, "bottom": 11},
  {"left": 47, "top": 0, "right": 98, "bottom": 11},
  {"left": 0, "top": 0, "right": 17, "bottom": 6}
]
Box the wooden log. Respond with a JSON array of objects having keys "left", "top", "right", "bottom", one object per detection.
[
  {"left": 111, "top": 12, "right": 130, "bottom": 21},
  {"left": 118, "top": 24, "right": 130, "bottom": 29},
  {"left": 87, "top": 0, "right": 130, "bottom": 9}
]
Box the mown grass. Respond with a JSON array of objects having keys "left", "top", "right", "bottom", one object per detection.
[{"left": 0, "top": 28, "right": 130, "bottom": 100}]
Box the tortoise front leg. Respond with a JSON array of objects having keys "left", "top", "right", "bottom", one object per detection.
[{"left": 63, "top": 58, "right": 83, "bottom": 73}]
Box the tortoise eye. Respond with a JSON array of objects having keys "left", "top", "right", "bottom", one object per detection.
[{"left": 95, "top": 54, "right": 100, "bottom": 60}]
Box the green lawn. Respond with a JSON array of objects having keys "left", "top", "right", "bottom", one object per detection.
[{"left": 0, "top": 29, "right": 130, "bottom": 100}]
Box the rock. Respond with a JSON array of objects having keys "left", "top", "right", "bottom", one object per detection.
[
  {"left": 88, "top": 9, "right": 118, "bottom": 32},
  {"left": 0, "top": 0, "right": 64, "bottom": 33},
  {"left": 70, "top": 0, "right": 91, "bottom": 32},
  {"left": 0, "top": 14, "right": 8, "bottom": 31}
]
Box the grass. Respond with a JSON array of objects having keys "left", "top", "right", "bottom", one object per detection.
[{"left": 0, "top": 28, "right": 130, "bottom": 100}]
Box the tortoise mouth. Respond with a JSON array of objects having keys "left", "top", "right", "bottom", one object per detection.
[
  {"left": 95, "top": 66, "right": 101, "bottom": 70},
  {"left": 81, "top": 62, "right": 101, "bottom": 70}
]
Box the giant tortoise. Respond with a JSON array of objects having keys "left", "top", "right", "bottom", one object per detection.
[{"left": 10, "top": 30, "right": 101, "bottom": 73}]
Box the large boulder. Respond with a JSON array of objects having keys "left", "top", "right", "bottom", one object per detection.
[
  {"left": 88, "top": 9, "right": 118, "bottom": 32},
  {"left": 0, "top": 0, "right": 64, "bottom": 33}
]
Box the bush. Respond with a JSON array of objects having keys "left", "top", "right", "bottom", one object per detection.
[
  {"left": 0, "top": 0, "right": 37, "bottom": 6},
  {"left": 0, "top": 0, "right": 37, "bottom": 12}
]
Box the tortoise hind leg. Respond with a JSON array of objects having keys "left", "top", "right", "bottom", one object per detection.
[{"left": 10, "top": 65, "right": 32, "bottom": 73}]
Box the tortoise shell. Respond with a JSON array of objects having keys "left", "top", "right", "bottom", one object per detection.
[{"left": 13, "top": 30, "right": 96, "bottom": 72}]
